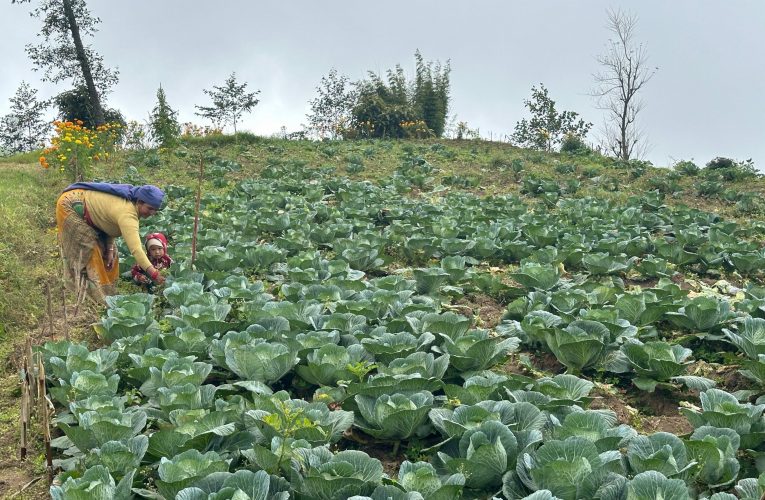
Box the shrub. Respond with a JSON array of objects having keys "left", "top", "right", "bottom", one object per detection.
[
  {"left": 581, "top": 166, "right": 601, "bottom": 178},
  {"left": 560, "top": 133, "right": 591, "bottom": 154},
  {"left": 695, "top": 180, "right": 723, "bottom": 198},
  {"left": 673, "top": 160, "right": 700, "bottom": 176},
  {"left": 39, "top": 120, "right": 121, "bottom": 181},
  {"left": 554, "top": 163, "right": 577, "bottom": 174},
  {"left": 489, "top": 156, "right": 509, "bottom": 169},
  {"left": 705, "top": 157, "right": 759, "bottom": 182},
  {"left": 645, "top": 175, "right": 681, "bottom": 195}
]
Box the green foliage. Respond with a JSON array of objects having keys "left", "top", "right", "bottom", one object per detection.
[
  {"left": 412, "top": 49, "right": 451, "bottom": 137},
  {"left": 705, "top": 157, "right": 759, "bottom": 181},
  {"left": 195, "top": 72, "right": 260, "bottom": 133},
  {"left": 559, "top": 133, "right": 591, "bottom": 154},
  {"left": 306, "top": 68, "right": 356, "bottom": 139},
  {"left": 673, "top": 160, "right": 700, "bottom": 176},
  {"left": 0, "top": 81, "right": 50, "bottom": 154},
  {"left": 149, "top": 84, "right": 181, "bottom": 148},
  {"left": 511, "top": 84, "right": 592, "bottom": 152},
  {"left": 53, "top": 85, "right": 125, "bottom": 129},
  {"left": 351, "top": 51, "right": 450, "bottom": 138},
  {"left": 355, "top": 391, "right": 434, "bottom": 440}
]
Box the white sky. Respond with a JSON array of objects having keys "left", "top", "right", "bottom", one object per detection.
[{"left": 1, "top": 0, "right": 764, "bottom": 170}]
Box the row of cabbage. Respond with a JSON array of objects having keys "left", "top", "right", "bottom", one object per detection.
[{"left": 45, "top": 162, "right": 765, "bottom": 499}]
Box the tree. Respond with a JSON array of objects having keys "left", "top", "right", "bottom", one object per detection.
[
  {"left": 352, "top": 69, "right": 416, "bottom": 139},
  {"left": 149, "top": 85, "right": 180, "bottom": 148},
  {"left": 350, "top": 51, "right": 451, "bottom": 139},
  {"left": 511, "top": 84, "right": 592, "bottom": 152},
  {"left": 13, "top": 0, "right": 119, "bottom": 126},
  {"left": 0, "top": 81, "right": 50, "bottom": 153},
  {"left": 305, "top": 69, "right": 357, "bottom": 139},
  {"left": 53, "top": 85, "right": 124, "bottom": 128},
  {"left": 195, "top": 72, "right": 260, "bottom": 134},
  {"left": 591, "top": 8, "right": 657, "bottom": 161},
  {"left": 412, "top": 50, "right": 451, "bottom": 137}
]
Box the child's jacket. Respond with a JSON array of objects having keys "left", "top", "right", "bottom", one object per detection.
[{"left": 131, "top": 232, "right": 173, "bottom": 282}]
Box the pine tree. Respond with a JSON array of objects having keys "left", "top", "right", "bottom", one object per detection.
[
  {"left": 0, "top": 81, "right": 50, "bottom": 154},
  {"left": 149, "top": 85, "right": 180, "bottom": 148}
]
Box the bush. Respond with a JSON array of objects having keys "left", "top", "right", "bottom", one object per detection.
[
  {"left": 704, "top": 157, "right": 759, "bottom": 182},
  {"left": 489, "top": 156, "right": 509, "bottom": 169},
  {"left": 673, "top": 160, "right": 700, "bottom": 176},
  {"left": 554, "top": 163, "right": 577, "bottom": 174},
  {"left": 39, "top": 120, "right": 121, "bottom": 181},
  {"left": 581, "top": 166, "right": 601, "bottom": 178},
  {"left": 560, "top": 133, "right": 591, "bottom": 154},
  {"left": 646, "top": 175, "right": 681, "bottom": 195},
  {"left": 705, "top": 157, "right": 736, "bottom": 170},
  {"left": 695, "top": 180, "right": 723, "bottom": 198}
]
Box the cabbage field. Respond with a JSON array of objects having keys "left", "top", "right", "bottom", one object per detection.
[{"left": 41, "top": 156, "right": 765, "bottom": 499}]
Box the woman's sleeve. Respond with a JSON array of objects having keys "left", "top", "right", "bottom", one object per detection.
[{"left": 118, "top": 214, "right": 153, "bottom": 270}]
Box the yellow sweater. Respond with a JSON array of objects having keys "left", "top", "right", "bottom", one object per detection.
[{"left": 84, "top": 190, "right": 152, "bottom": 270}]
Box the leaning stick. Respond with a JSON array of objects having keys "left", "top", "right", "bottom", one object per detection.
[
  {"left": 45, "top": 282, "right": 54, "bottom": 337},
  {"left": 191, "top": 154, "right": 205, "bottom": 266},
  {"left": 19, "top": 365, "right": 29, "bottom": 460},
  {"left": 61, "top": 281, "right": 69, "bottom": 340},
  {"left": 36, "top": 356, "right": 53, "bottom": 482}
]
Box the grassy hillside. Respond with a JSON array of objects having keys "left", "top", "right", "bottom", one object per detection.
[{"left": 0, "top": 136, "right": 763, "bottom": 497}]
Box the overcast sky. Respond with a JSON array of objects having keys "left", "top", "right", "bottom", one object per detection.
[{"left": 1, "top": 1, "right": 764, "bottom": 170}]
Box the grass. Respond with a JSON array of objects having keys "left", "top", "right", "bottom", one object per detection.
[
  {"left": 0, "top": 163, "right": 66, "bottom": 498},
  {"left": 0, "top": 135, "right": 764, "bottom": 496}
]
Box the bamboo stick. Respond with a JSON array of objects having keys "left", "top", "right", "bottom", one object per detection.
[
  {"left": 191, "top": 154, "right": 205, "bottom": 266},
  {"left": 45, "top": 282, "right": 54, "bottom": 337}
]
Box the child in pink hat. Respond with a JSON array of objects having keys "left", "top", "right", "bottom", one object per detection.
[{"left": 132, "top": 232, "right": 172, "bottom": 290}]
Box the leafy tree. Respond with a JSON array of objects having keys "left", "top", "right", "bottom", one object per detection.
[
  {"left": 512, "top": 84, "right": 592, "bottom": 151},
  {"left": 0, "top": 81, "right": 50, "bottom": 154},
  {"left": 592, "top": 8, "right": 657, "bottom": 160},
  {"left": 305, "top": 68, "right": 357, "bottom": 139},
  {"left": 195, "top": 72, "right": 260, "bottom": 133},
  {"left": 352, "top": 68, "right": 415, "bottom": 139},
  {"left": 149, "top": 85, "right": 180, "bottom": 148},
  {"left": 350, "top": 51, "right": 451, "bottom": 139},
  {"left": 53, "top": 85, "right": 124, "bottom": 128},
  {"left": 13, "top": 0, "right": 119, "bottom": 126}
]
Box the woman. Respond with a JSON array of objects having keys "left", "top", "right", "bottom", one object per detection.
[{"left": 56, "top": 182, "right": 167, "bottom": 303}]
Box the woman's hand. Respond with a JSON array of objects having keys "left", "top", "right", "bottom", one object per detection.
[
  {"left": 148, "top": 266, "right": 166, "bottom": 285},
  {"left": 105, "top": 245, "right": 116, "bottom": 270}
]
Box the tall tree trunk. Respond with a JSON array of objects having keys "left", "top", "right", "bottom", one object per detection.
[{"left": 62, "top": 0, "right": 104, "bottom": 125}]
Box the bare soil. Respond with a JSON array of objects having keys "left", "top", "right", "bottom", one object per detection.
[
  {"left": 590, "top": 384, "right": 694, "bottom": 436},
  {"left": 640, "top": 416, "right": 694, "bottom": 435},
  {"left": 529, "top": 351, "right": 566, "bottom": 374},
  {"left": 456, "top": 293, "right": 505, "bottom": 329}
]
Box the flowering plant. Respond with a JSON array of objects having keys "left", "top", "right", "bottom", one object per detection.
[{"left": 39, "top": 120, "right": 121, "bottom": 180}]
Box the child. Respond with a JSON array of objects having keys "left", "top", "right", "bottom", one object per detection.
[{"left": 132, "top": 232, "right": 172, "bottom": 290}]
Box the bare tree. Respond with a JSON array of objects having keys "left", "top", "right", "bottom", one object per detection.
[{"left": 591, "top": 8, "right": 657, "bottom": 161}]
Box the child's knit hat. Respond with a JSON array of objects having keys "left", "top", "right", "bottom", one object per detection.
[{"left": 145, "top": 232, "right": 168, "bottom": 251}]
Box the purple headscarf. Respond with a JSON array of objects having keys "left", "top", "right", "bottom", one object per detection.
[{"left": 64, "top": 182, "right": 165, "bottom": 209}]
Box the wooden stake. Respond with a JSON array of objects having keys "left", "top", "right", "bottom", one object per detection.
[
  {"left": 36, "top": 356, "right": 53, "bottom": 482},
  {"left": 190, "top": 154, "right": 204, "bottom": 266},
  {"left": 61, "top": 281, "right": 69, "bottom": 340},
  {"left": 25, "top": 339, "right": 36, "bottom": 400},
  {"left": 45, "top": 282, "right": 54, "bottom": 337},
  {"left": 19, "top": 374, "right": 29, "bottom": 461}
]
